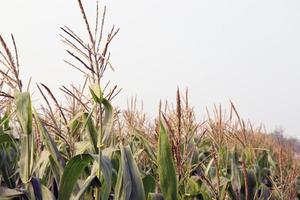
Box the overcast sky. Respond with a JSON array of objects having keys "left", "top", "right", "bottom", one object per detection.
[{"left": 1, "top": 0, "right": 300, "bottom": 137}]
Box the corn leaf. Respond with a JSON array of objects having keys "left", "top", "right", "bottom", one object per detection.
[
  {"left": 15, "top": 92, "right": 32, "bottom": 135},
  {"left": 0, "top": 187, "right": 24, "bottom": 200},
  {"left": 115, "top": 146, "right": 146, "bottom": 200},
  {"left": 89, "top": 84, "right": 103, "bottom": 103},
  {"left": 41, "top": 184, "right": 55, "bottom": 200},
  {"left": 15, "top": 92, "right": 34, "bottom": 183},
  {"left": 83, "top": 111, "right": 98, "bottom": 153},
  {"left": 101, "top": 98, "right": 114, "bottom": 146},
  {"left": 74, "top": 175, "right": 98, "bottom": 200},
  {"left": 158, "top": 122, "right": 178, "bottom": 200},
  {"left": 58, "top": 154, "right": 94, "bottom": 200},
  {"left": 0, "top": 133, "right": 17, "bottom": 151},
  {"left": 33, "top": 109, "right": 65, "bottom": 170},
  {"left": 143, "top": 174, "right": 156, "bottom": 198},
  {"left": 100, "top": 155, "right": 113, "bottom": 200}
]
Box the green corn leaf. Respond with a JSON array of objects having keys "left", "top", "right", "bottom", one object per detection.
[
  {"left": 68, "top": 112, "right": 83, "bottom": 137},
  {"left": 15, "top": 92, "right": 32, "bottom": 135},
  {"left": 143, "top": 174, "right": 156, "bottom": 198},
  {"left": 83, "top": 111, "right": 98, "bottom": 153},
  {"left": 258, "top": 151, "right": 269, "bottom": 169},
  {"left": 115, "top": 146, "right": 146, "bottom": 200},
  {"left": 89, "top": 154, "right": 113, "bottom": 200},
  {"left": 186, "top": 177, "right": 200, "bottom": 196},
  {"left": 1, "top": 112, "right": 10, "bottom": 131},
  {"left": 58, "top": 154, "right": 94, "bottom": 200},
  {"left": 0, "top": 133, "right": 18, "bottom": 188},
  {"left": 49, "top": 156, "right": 63, "bottom": 186},
  {"left": 0, "top": 133, "right": 17, "bottom": 151},
  {"left": 100, "top": 155, "right": 113, "bottom": 200},
  {"left": 89, "top": 84, "right": 103, "bottom": 103},
  {"left": 15, "top": 92, "right": 34, "bottom": 183},
  {"left": 19, "top": 134, "right": 33, "bottom": 183},
  {"left": 33, "top": 109, "right": 65, "bottom": 170},
  {"left": 134, "top": 131, "right": 157, "bottom": 164},
  {"left": 158, "top": 122, "right": 178, "bottom": 200},
  {"left": 101, "top": 98, "right": 114, "bottom": 146}
]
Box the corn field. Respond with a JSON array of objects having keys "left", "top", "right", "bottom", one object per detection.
[{"left": 0, "top": 1, "right": 299, "bottom": 200}]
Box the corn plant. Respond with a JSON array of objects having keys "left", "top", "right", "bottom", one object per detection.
[{"left": 0, "top": 0, "right": 299, "bottom": 200}]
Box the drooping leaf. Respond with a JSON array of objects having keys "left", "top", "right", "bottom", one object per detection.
[
  {"left": 115, "top": 146, "right": 146, "bottom": 200},
  {"left": 58, "top": 154, "right": 94, "bottom": 200},
  {"left": 157, "top": 122, "right": 178, "bottom": 200}
]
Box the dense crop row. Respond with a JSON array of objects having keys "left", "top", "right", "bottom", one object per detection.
[{"left": 0, "top": 1, "right": 299, "bottom": 199}]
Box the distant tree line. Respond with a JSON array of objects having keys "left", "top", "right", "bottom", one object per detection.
[{"left": 271, "top": 128, "right": 300, "bottom": 154}]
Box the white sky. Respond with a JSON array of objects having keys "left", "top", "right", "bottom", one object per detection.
[{"left": 0, "top": 0, "right": 300, "bottom": 137}]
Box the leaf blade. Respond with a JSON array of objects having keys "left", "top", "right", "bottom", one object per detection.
[{"left": 157, "top": 123, "right": 178, "bottom": 200}]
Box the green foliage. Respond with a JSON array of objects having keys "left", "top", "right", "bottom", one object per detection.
[
  {"left": 33, "top": 109, "right": 65, "bottom": 173},
  {"left": 15, "top": 92, "right": 32, "bottom": 135},
  {"left": 115, "top": 146, "right": 146, "bottom": 200},
  {"left": 58, "top": 154, "right": 94, "bottom": 200},
  {"left": 0, "top": 1, "right": 299, "bottom": 200},
  {"left": 158, "top": 123, "right": 178, "bottom": 200},
  {"left": 89, "top": 84, "right": 103, "bottom": 104},
  {"left": 15, "top": 92, "right": 34, "bottom": 184},
  {"left": 83, "top": 111, "right": 98, "bottom": 153}
]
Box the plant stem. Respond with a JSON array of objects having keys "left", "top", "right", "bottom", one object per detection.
[{"left": 95, "top": 103, "right": 103, "bottom": 200}]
